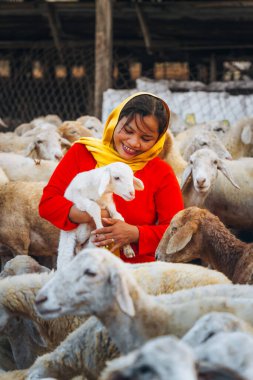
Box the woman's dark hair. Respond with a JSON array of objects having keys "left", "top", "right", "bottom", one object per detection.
[{"left": 118, "top": 94, "right": 169, "bottom": 136}]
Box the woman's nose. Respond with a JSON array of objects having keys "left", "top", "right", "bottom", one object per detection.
[{"left": 129, "top": 136, "right": 141, "bottom": 148}]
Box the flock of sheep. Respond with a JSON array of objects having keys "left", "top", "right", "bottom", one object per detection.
[{"left": 0, "top": 110, "right": 252, "bottom": 380}]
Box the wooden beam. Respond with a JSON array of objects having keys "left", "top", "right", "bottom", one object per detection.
[
  {"left": 135, "top": 3, "right": 152, "bottom": 55},
  {"left": 44, "top": 2, "right": 64, "bottom": 63},
  {"left": 94, "top": 0, "right": 113, "bottom": 119}
]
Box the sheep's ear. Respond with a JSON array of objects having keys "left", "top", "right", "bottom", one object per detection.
[
  {"left": 26, "top": 320, "right": 47, "bottom": 348},
  {"left": 217, "top": 160, "right": 240, "bottom": 189},
  {"left": 133, "top": 177, "right": 144, "bottom": 191},
  {"left": 241, "top": 125, "right": 252, "bottom": 145},
  {"left": 166, "top": 223, "right": 196, "bottom": 255},
  {"left": 181, "top": 165, "right": 192, "bottom": 191},
  {"left": 98, "top": 170, "right": 111, "bottom": 196},
  {"left": 25, "top": 142, "right": 36, "bottom": 157},
  {"left": 60, "top": 137, "right": 72, "bottom": 147},
  {"left": 110, "top": 270, "right": 135, "bottom": 317}
]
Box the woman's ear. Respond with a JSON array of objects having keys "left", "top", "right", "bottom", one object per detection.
[{"left": 133, "top": 177, "right": 144, "bottom": 191}]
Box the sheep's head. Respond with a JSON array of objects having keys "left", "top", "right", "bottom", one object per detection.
[
  {"left": 183, "top": 132, "right": 232, "bottom": 161},
  {"left": 99, "top": 162, "right": 144, "bottom": 200},
  {"left": 25, "top": 131, "right": 68, "bottom": 161},
  {"left": 35, "top": 248, "right": 135, "bottom": 320},
  {"left": 155, "top": 207, "right": 207, "bottom": 262},
  {"left": 181, "top": 148, "right": 239, "bottom": 197},
  {"left": 101, "top": 335, "right": 196, "bottom": 380}
]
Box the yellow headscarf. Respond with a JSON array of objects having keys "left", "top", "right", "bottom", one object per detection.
[{"left": 76, "top": 92, "right": 170, "bottom": 172}]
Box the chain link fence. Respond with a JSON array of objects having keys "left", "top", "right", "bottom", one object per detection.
[{"left": 0, "top": 46, "right": 253, "bottom": 129}]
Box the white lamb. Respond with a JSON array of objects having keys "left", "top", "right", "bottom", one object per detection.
[{"left": 57, "top": 162, "right": 144, "bottom": 269}]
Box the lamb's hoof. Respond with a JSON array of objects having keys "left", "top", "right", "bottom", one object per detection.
[{"left": 123, "top": 245, "right": 135, "bottom": 258}]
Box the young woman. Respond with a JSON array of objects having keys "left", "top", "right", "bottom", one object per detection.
[{"left": 39, "top": 92, "right": 184, "bottom": 263}]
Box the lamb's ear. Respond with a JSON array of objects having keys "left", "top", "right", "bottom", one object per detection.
[
  {"left": 98, "top": 170, "right": 111, "bottom": 196},
  {"left": 25, "top": 142, "right": 36, "bottom": 157},
  {"left": 166, "top": 222, "right": 197, "bottom": 255},
  {"left": 217, "top": 160, "right": 240, "bottom": 189},
  {"left": 133, "top": 177, "right": 144, "bottom": 191},
  {"left": 241, "top": 125, "right": 252, "bottom": 145},
  {"left": 110, "top": 270, "right": 135, "bottom": 317},
  {"left": 181, "top": 165, "right": 192, "bottom": 191}
]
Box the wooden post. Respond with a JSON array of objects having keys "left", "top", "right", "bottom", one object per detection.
[
  {"left": 94, "top": 0, "right": 113, "bottom": 119},
  {"left": 210, "top": 53, "right": 217, "bottom": 83}
]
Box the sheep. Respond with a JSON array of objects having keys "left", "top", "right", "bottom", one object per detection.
[
  {"left": 181, "top": 148, "right": 253, "bottom": 231},
  {"left": 155, "top": 207, "right": 253, "bottom": 284},
  {"left": 76, "top": 115, "right": 104, "bottom": 138},
  {"left": 0, "top": 130, "right": 70, "bottom": 161},
  {"left": 0, "top": 255, "right": 50, "bottom": 278},
  {"left": 58, "top": 121, "right": 93, "bottom": 143},
  {"left": 0, "top": 153, "right": 58, "bottom": 182},
  {"left": 35, "top": 248, "right": 253, "bottom": 352},
  {"left": 57, "top": 162, "right": 144, "bottom": 269},
  {"left": 175, "top": 120, "right": 230, "bottom": 155},
  {"left": 195, "top": 331, "right": 253, "bottom": 380},
  {"left": 100, "top": 335, "right": 198, "bottom": 380},
  {"left": 182, "top": 130, "right": 232, "bottom": 161},
  {"left": 0, "top": 181, "right": 59, "bottom": 266},
  {"left": 224, "top": 117, "right": 253, "bottom": 159},
  {"left": 182, "top": 311, "right": 253, "bottom": 347}
]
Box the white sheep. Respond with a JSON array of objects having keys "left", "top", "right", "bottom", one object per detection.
[
  {"left": 182, "top": 311, "right": 253, "bottom": 347},
  {"left": 224, "top": 117, "right": 253, "bottom": 158},
  {"left": 76, "top": 115, "right": 104, "bottom": 138},
  {"left": 100, "top": 335, "right": 197, "bottom": 380},
  {"left": 0, "top": 153, "right": 58, "bottom": 182},
  {"left": 57, "top": 162, "right": 144, "bottom": 269},
  {"left": 155, "top": 207, "right": 253, "bottom": 284},
  {"left": 195, "top": 331, "right": 253, "bottom": 380},
  {"left": 36, "top": 248, "right": 253, "bottom": 353},
  {"left": 0, "top": 130, "right": 70, "bottom": 161},
  {"left": 181, "top": 148, "right": 253, "bottom": 231}
]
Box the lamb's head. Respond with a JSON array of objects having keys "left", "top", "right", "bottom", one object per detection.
[
  {"left": 35, "top": 248, "right": 136, "bottom": 319},
  {"left": 181, "top": 148, "right": 239, "bottom": 196},
  {"left": 101, "top": 335, "right": 197, "bottom": 380},
  {"left": 99, "top": 162, "right": 144, "bottom": 200},
  {"left": 155, "top": 207, "right": 210, "bottom": 262}
]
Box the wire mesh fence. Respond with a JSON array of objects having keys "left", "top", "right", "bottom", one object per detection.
[{"left": 0, "top": 45, "right": 253, "bottom": 130}]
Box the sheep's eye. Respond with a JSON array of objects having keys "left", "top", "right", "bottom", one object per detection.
[
  {"left": 36, "top": 140, "right": 43, "bottom": 144},
  {"left": 70, "top": 131, "right": 77, "bottom": 135},
  {"left": 200, "top": 142, "right": 207, "bottom": 146},
  {"left": 190, "top": 160, "right": 193, "bottom": 165},
  {"left": 215, "top": 128, "right": 223, "bottom": 132},
  {"left": 114, "top": 176, "right": 120, "bottom": 181},
  {"left": 213, "top": 160, "right": 218, "bottom": 165},
  {"left": 84, "top": 269, "right": 96, "bottom": 277}
]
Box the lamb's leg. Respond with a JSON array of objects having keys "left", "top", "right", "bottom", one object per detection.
[
  {"left": 105, "top": 202, "right": 135, "bottom": 258},
  {"left": 75, "top": 198, "right": 103, "bottom": 230},
  {"left": 57, "top": 230, "right": 76, "bottom": 270},
  {"left": 27, "top": 317, "right": 119, "bottom": 380}
]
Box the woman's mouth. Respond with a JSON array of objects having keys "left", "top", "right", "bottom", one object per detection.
[{"left": 122, "top": 143, "right": 138, "bottom": 156}]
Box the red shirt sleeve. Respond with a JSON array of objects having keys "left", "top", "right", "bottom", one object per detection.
[{"left": 39, "top": 143, "right": 96, "bottom": 230}]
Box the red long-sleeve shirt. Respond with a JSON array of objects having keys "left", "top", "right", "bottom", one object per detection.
[{"left": 39, "top": 143, "right": 184, "bottom": 263}]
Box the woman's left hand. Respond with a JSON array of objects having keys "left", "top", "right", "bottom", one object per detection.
[{"left": 91, "top": 218, "right": 139, "bottom": 253}]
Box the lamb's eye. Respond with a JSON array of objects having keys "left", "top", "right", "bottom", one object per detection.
[
  {"left": 114, "top": 176, "right": 120, "bottom": 181},
  {"left": 84, "top": 269, "right": 96, "bottom": 277},
  {"left": 213, "top": 160, "right": 218, "bottom": 165},
  {"left": 200, "top": 142, "right": 207, "bottom": 146}
]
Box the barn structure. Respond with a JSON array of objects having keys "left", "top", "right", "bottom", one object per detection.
[{"left": 0, "top": 0, "right": 253, "bottom": 126}]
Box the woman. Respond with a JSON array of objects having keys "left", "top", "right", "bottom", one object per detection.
[{"left": 39, "top": 92, "right": 184, "bottom": 263}]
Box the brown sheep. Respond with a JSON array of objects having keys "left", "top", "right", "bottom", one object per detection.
[
  {"left": 58, "top": 121, "right": 93, "bottom": 143},
  {"left": 155, "top": 206, "right": 253, "bottom": 284}
]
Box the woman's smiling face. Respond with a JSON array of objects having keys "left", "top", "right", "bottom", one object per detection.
[{"left": 113, "top": 113, "right": 159, "bottom": 160}]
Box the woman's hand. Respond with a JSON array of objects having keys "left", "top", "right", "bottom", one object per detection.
[{"left": 91, "top": 218, "right": 139, "bottom": 253}]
